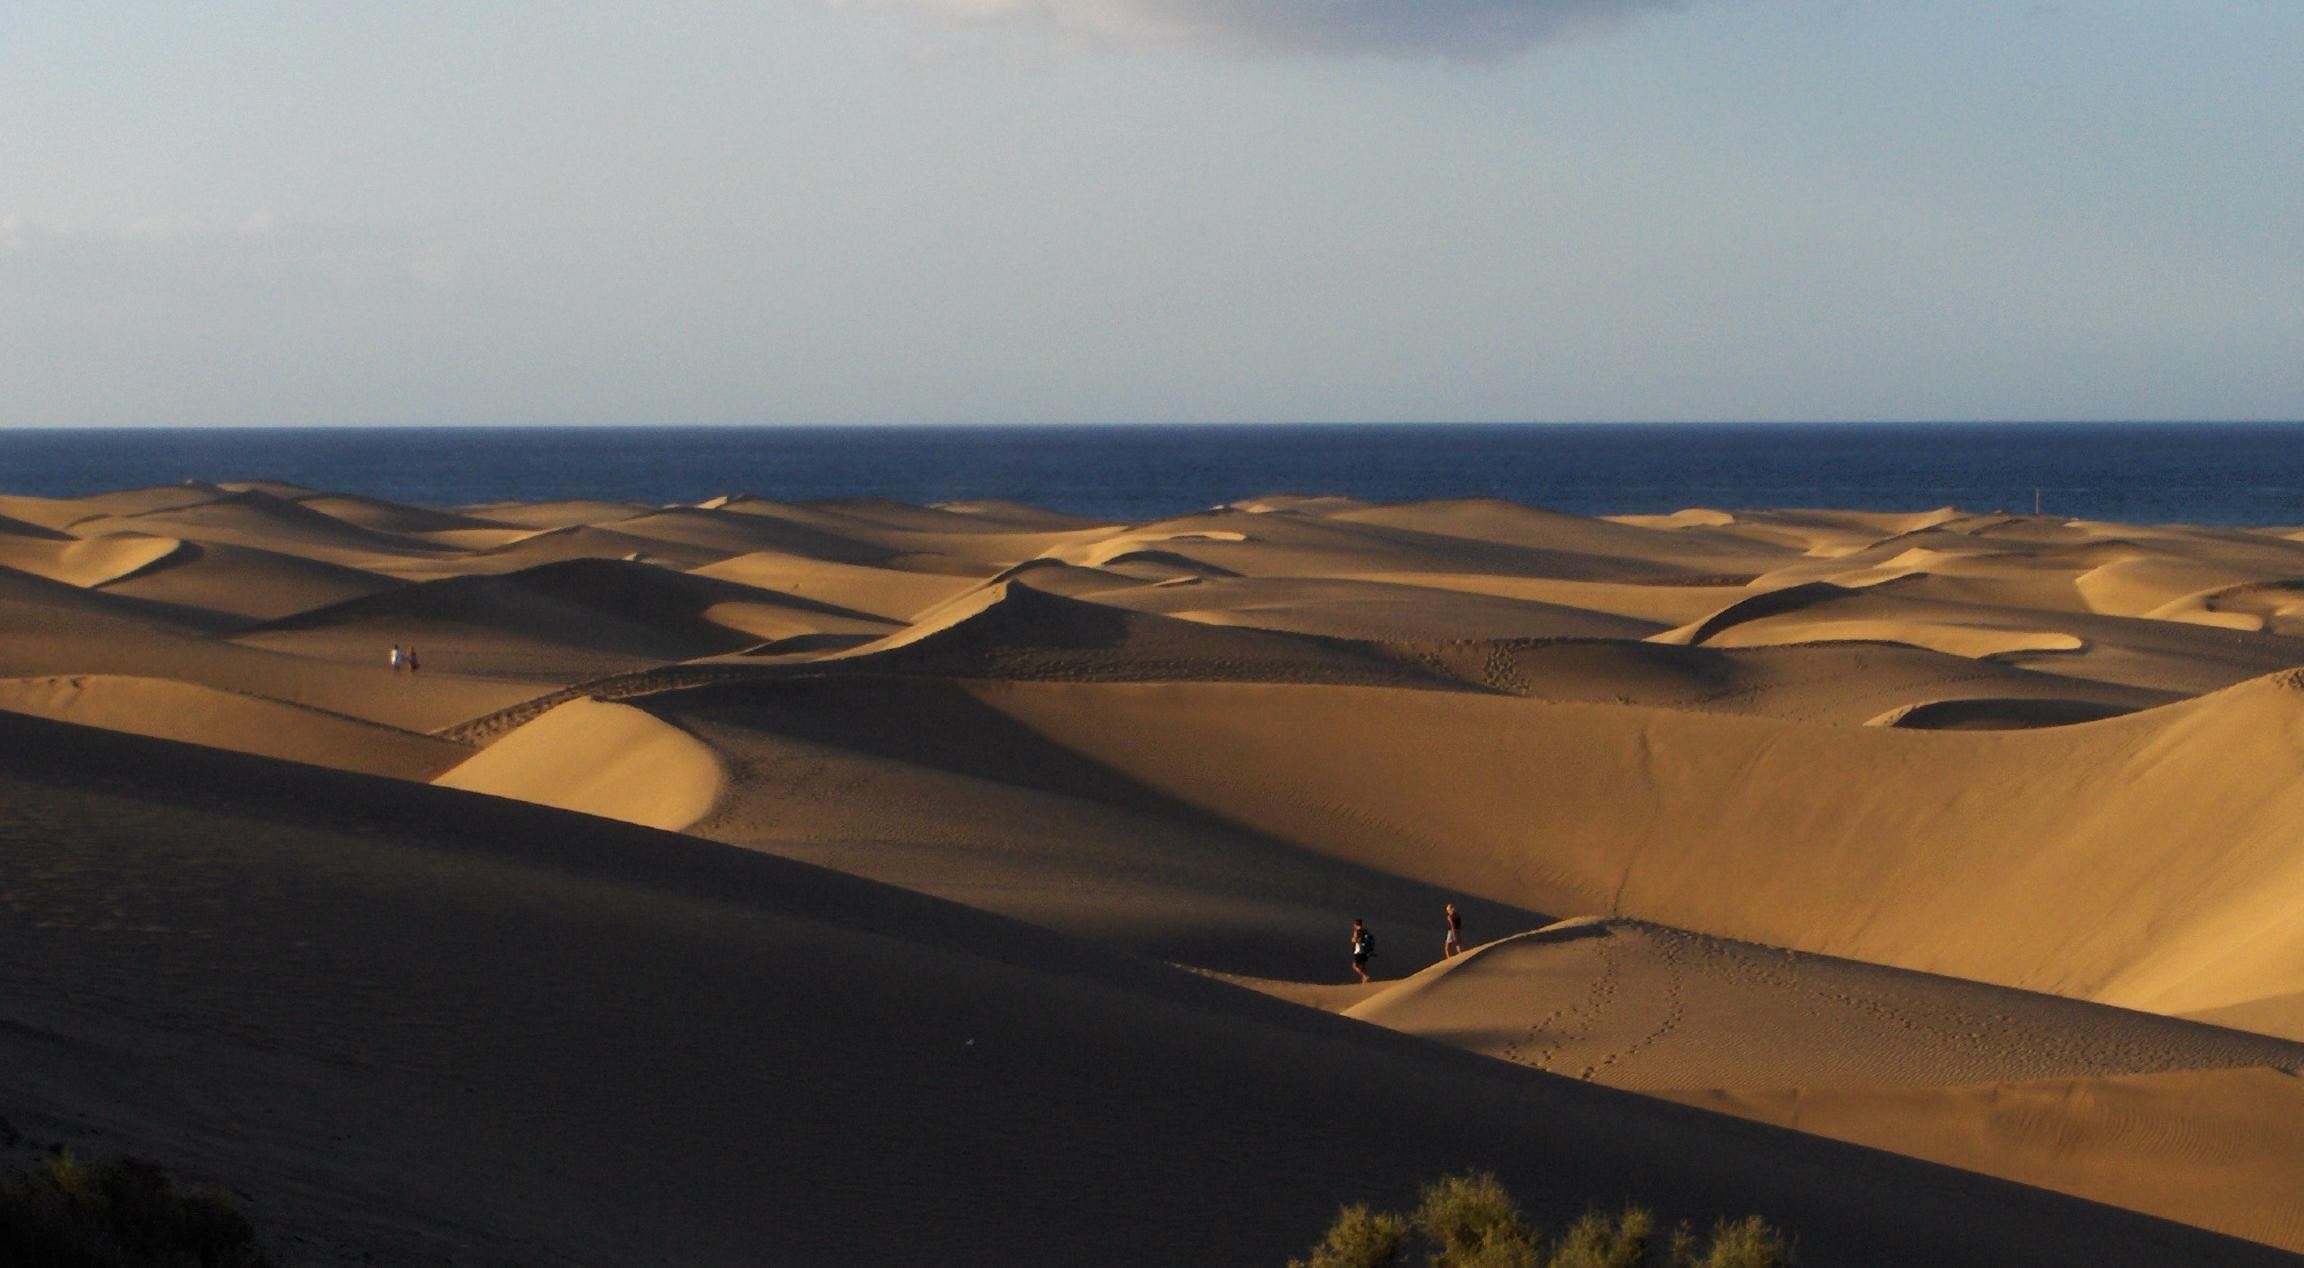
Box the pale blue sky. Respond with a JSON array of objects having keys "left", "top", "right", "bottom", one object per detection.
[{"left": 2, "top": 2, "right": 2298, "bottom": 426}]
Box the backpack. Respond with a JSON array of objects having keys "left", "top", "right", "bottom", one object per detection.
[{"left": 1358, "top": 928, "right": 1375, "bottom": 957}]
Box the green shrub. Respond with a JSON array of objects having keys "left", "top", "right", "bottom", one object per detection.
[
  {"left": 1412, "top": 1172, "right": 1540, "bottom": 1268},
  {"left": 1291, "top": 1176, "right": 1787, "bottom": 1268},
  {"left": 0, "top": 1149, "right": 279, "bottom": 1267},
  {"left": 1288, "top": 1202, "right": 1411, "bottom": 1268}
]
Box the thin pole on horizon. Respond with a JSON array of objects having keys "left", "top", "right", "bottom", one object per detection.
[{"left": 2035, "top": 487, "right": 2042, "bottom": 516}]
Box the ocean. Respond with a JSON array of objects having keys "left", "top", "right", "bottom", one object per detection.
[{"left": 3, "top": 422, "right": 2301, "bottom": 527}]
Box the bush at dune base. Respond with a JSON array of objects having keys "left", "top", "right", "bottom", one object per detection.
[
  {"left": 1290, "top": 1170, "right": 1789, "bottom": 1268},
  {"left": 0, "top": 1149, "right": 279, "bottom": 1268}
]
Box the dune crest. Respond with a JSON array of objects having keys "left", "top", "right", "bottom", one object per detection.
[{"left": 434, "top": 697, "right": 724, "bottom": 832}]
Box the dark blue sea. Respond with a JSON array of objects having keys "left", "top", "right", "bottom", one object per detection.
[{"left": 3, "top": 422, "right": 2302, "bottom": 526}]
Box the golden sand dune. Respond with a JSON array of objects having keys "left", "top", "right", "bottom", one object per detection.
[
  {"left": 13, "top": 484, "right": 2304, "bottom": 1260},
  {"left": 1409, "top": 639, "right": 2168, "bottom": 722},
  {"left": 1332, "top": 496, "right": 1777, "bottom": 571},
  {"left": 67, "top": 487, "right": 457, "bottom": 566},
  {"left": 602, "top": 505, "right": 908, "bottom": 564},
  {"left": 817, "top": 578, "right": 1458, "bottom": 688},
  {"left": 279, "top": 491, "right": 520, "bottom": 535},
  {"left": 1051, "top": 506, "right": 1722, "bottom": 584},
  {"left": 0, "top": 673, "right": 467, "bottom": 779},
  {"left": 0, "top": 482, "right": 230, "bottom": 531},
  {"left": 0, "top": 712, "right": 2281, "bottom": 1266},
  {"left": 1347, "top": 918, "right": 2303, "bottom": 1090},
  {"left": 948, "top": 674, "right": 2304, "bottom": 1033},
  {"left": 1672, "top": 1067, "right": 2304, "bottom": 1252},
  {"left": 441, "top": 522, "right": 740, "bottom": 574},
  {"left": 1337, "top": 917, "right": 2304, "bottom": 1248},
  {"left": 455, "top": 496, "right": 663, "bottom": 527},
  {"left": 96, "top": 539, "right": 404, "bottom": 623},
  {"left": 1658, "top": 575, "right": 2304, "bottom": 694},
  {"left": 1094, "top": 574, "right": 1667, "bottom": 642},
  {"left": 435, "top": 697, "right": 723, "bottom": 831},
  {"left": 693, "top": 550, "right": 999, "bottom": 622},
  {"left": 236, "top": 558, "right": 871, "bottom": 676},
  {"left": 0, "top": 529, "right": 188, "bottom": 588},
  {"left": 697, "top": 495, "right": 1119, "bottom": 567}
]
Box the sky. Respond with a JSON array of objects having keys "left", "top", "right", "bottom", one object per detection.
[{"left": 1, "top": 2, "right": 2299, "bottom": 427}]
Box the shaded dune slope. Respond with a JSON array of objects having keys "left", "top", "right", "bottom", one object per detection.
[
  {"left": 238, "top": 557, "right": 881, "bottom": 665},
  {"left": 0, "top": 712, "right": 2279, "bottom": 1267},
  {"left": 822, "top": 577, "right": 1466, "bottom": 688}
]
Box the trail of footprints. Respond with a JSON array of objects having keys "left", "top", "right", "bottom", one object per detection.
[{"left": 1498, "top": 924, "right": 1688, "bottom": 1081}]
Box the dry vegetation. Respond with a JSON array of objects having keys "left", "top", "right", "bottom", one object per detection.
[{"left": 1290, "top": 1172, "right": 1787, "bottom": 1268}]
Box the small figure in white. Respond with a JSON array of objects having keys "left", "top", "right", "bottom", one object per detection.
[{"left": 389, "top": 644, "right": 403, "bottom": 673}]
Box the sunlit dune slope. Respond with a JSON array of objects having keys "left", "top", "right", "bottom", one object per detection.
[
  {"left": 939, "top": 672, "right": 2304, "bottom": 1033},
  {"left": 1347, "top": 918, "right": 2303, "bottom": 1090},
  {"left": 435, "top": 697, "right": 725, "bottom": 831},
  {"left": 1670, "top": 1068, "right": 2304, "bottom": 1254},
  {"left": 0, "top": 673, "right": 467, "bottom": 779}
]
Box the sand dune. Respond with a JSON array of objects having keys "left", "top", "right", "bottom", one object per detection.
[
  {"left": 692, "top": 550, "right": 991, "bottom": 622},
  {"left": 281, "top": 491, "right": 520, "bottom": 535},
  {"left": 1400, "top": 638, "right": 2168, "bottom": 722},
  {"left": 821, "top": 578, "right": 1458, "bottom": 689},
  {"left": 0, "top": 673, "right": 468, "bottom": 779},
  {"left": 10, "top": 482, "right": 2304, "bottom": 1260},
  {"left": 1658, "top": 574, "right": 2304, "bottom": 694},
  {"left": 0, "top": 482, "right": 231, "bottom": 530},
  {"left": 602, "top": 505, "right": 907, "bottom": 564},
  {"left": 0, "top": 529, "right": 188, "bottom": 588},
  {"left": 699, "top": 495, "right": 1118, "bottom": 568},
  {"left": 1867, "top": 695, "right": 2140, "bottom": 729},
  {"left": 1047, "top": 506, "right": 1720, "bottom": 584},
  {"left": 435, "top": 697, "right": 723, "bottom": 831},
  {"left": 1333, "top": 497, "right": 1778, "bottom": 573},
  {"left": 68, "top": 487, "right": 455, "bottom": 566},
  {"left": 235, "top": 558, "right": 858, "bottom": 676},
  {"left": 97, "top": 539, "right": 404, "bottom": 623},
  {"left": 440, "top": 522, "right": 740, "bottom": 574},
  {"left": 452, "top": 496, "right": 663, "bottom": 527},
  {"left": 1346, "top": 918, "right": 2303, "bottom": 1089},
  {"left": 0, "top": 712, "right": 2280, "bottom": 1267},
  {"left": 1094, "top": 574, "right": 1667, "bottom": 642},
  {"left": 935, "top": 673, "right": 2304, "bottom": 1035},
  {"left": 1672, "top": 1067, "right": 2304, "bottom": 1253}
]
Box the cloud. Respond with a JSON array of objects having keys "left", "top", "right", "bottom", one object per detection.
[{"left": 856, "top": 0, "right": 1683, "bottom": 58}]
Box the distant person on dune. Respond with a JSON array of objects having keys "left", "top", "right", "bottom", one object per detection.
[
  {"left": 1350, "top": 918, "right": 1374, "bottom": 984},
  {"left": 389, "top": 643, "right": 403, "bottom": 673},
  {"left": 1443, "top": 903, "right": 1463, "bottom": 958},
  {"left": 406, "top": 646, "right": 420, "bottom": 673}
]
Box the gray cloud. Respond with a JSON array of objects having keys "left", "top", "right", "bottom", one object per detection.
[{"left": 866, "top": 0, "right": 1683, "bottom": 58}]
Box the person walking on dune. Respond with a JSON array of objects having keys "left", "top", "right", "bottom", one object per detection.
[
  {"left": 1443, "top": 902, "right": 1463, "bottom": 959},
  {"left": 1350, "top": 918, "right": 1375, "bottom": 984},
  {"left": 389, "top": 643, "right": 403, "bottom": 673}
]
